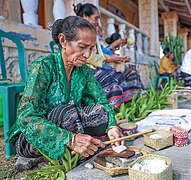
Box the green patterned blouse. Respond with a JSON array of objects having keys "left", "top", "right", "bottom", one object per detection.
[{"left": 7, "top": 51, "right": 116, "bottom": 160}]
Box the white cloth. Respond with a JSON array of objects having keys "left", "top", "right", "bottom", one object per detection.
[
  {"left": 136, "top": 109, "right": 191, "bottom": 132},
  {"left": 180, "top": 49, "right": 191, "bottom": 75}
]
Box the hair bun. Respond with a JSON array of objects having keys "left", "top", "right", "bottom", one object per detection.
[
  {"left": 163, "top": 47, "right": 170, "bottom": 55},
  {"left": 73, "top": 3, "right": 83, "bottom": 16},
  {"left": 105, "top": 37, "right": 112, "bottom": 45}
]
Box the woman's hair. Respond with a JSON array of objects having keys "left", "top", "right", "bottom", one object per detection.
[
  {"left": 73, "top": 3, "right": 98, "bottom": 17},
  {"left": 163, "top": 47, "right": 171, "bottom": 55},
  {"left": 105, "top": 33, "right": 121, "bottom": 45},
  {"left": 51, "top": 16, "right": 95, "bottom": 44}
]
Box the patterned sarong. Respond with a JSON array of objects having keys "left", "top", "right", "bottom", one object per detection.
[
  {"left": 92, "top": 68, "right": 143, "bottom": 109},
  {"left": 15, "top": 104, "right": 108, "bottom": 158}
]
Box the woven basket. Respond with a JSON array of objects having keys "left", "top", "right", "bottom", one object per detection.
[
  {"left": 128, "top": 154, "right": 173, "bottom": 180},
  {"left": 144, "top": 130, "right": 173, "bottom": 150},
  {"left": 93, "top": 146, "right": 150, "bottom": 176}
]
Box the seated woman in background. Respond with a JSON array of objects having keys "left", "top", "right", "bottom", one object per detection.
[
  {"left": 73, "top": 3, "right": 143, "bottom": 109},
  {"left": 6, "top": 16, "right": 123, "bottom": 161},
  {"left": 159, "top": 47, "right": 180, "bottom": 86},
  {"left": 103, "top": 32, "right": 144, "bottom": 89}
]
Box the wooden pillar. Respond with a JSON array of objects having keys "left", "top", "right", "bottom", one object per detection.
[
  {"left": 178, "top": 28, "right": 188, "bottom": 53},
  {"left": 161, "top": 11, "right": 179, "bottom": 37},
  {"left": 138, "top": 0, "right": 160, "bottom": 57}
]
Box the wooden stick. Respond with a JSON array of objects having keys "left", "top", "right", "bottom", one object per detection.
[
  {"left": 176, "top": 87, "right": 191, "bottom": 90},
  {"left": 172, "top": 90, "right": 191, "bottom": 92},
  {"left": 103, "top": 129, "right": 155, "bottom": 145}
]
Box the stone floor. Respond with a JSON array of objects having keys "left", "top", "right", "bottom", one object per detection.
[{"left": 66, "top": 99, "right": 191, "bottom": 180}]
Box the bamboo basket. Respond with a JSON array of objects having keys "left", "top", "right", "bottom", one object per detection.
[
  {"left": 144, "top": 130, "right": 173, "bottom": 150},
  {"left": 93, "top": 146, "right": 150, "bottom": 176},
  {"left": 128, "top": 154, "right": 173, "bottom": 180}
]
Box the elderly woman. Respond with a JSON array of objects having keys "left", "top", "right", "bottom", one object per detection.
[
  {"left": 74, "top": 3, "right": 143, "bottom": 109},
  {"left": 7, "top": 16, "right": 123, "bottom": 161}
]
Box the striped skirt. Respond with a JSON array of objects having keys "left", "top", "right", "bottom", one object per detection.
[
  {"left": 15, "top": 104, "right": 108, "bottom": 158},
  {"left": 92, "top": 68, "right": 143, "bottom": 109}
]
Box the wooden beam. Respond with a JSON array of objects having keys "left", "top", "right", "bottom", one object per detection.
[
  {"left": 124, "top": 0, "right": 138, "bottom": 10},
  {"left": 181, "top": 19, "right": 191, "bottom": 27},
  {"left": 165, "top": 0, "right": 186, "bottom": 6},
  {"left": 159, "top": 0, "right": 169, "bottom": 11},
  {"left": 177, "top": 12, "right": 191, "bottom": 19},
  {"left": 185, "top": 0, "right": 191, "bottom": 16},
  {"left": 170, "top": 7, "right": 190, "bottom": 12}
]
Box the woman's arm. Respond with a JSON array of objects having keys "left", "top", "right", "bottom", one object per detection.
[
  {"left": 16, "top": 58, "right": 72, "bottom": 160},
  {"left": 83, "top": 66, "right": 124, "bottom": 146},
  {"left": 105, "top": 55, "right": 130, "bottom": 64}
]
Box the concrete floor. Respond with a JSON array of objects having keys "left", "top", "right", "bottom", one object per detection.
[{"left": 66, "top": 100, "right": 191, "bottom": 180}]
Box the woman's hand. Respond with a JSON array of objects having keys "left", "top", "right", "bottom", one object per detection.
[
  {"left": 123, "top": 56, "right": 130, "bottom": 63},
  {"left": 69, "top": 134, "right": 105, "bottom": 157},
  {"left": 175, "top": 65, "right": 180, "bottom": 70},
  {"left": 107, "top": 126, "right": 124, "bottom": 147}
]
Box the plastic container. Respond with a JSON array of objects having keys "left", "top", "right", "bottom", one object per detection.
[
  {"left": 118, "top": 122, "right": 137, "bottom": 135},
  {"left": 170, "top": 126, "right": 188, "bottom": 147}
]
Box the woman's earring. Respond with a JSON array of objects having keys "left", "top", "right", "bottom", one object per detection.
[
  {"left": 62, "top": 48, "right": 66, "bottom": 53},
  {"left": 61, "top": 43, "right": 66, "bottom": 53}
]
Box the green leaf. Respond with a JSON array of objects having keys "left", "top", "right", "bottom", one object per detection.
[
  {"left": 60, "top": 158, "right": 70, "bottom": 172},
  {"left": 37, "top": 148, "right": 59, "bottom": 166},
  {"left": 71, "top": 153, "right": 82, "bottom": 169},
  {"left": 64, "top": 148, "right": 72, "bottom": 170}
]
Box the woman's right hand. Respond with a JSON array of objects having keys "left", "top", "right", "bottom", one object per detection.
[{"left": 70, "top": 134, "right": 105, "bottom": 157}]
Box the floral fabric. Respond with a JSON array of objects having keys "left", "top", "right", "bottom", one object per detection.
[{"left": 159, "top": 56, "right": 176, "bottom": 74}]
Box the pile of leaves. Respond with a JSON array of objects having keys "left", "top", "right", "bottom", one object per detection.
[
  {"left": 115, "top": 80, "right": 179, "bottom": 122},
  {"left": 27, "top": 149, "right": 81, "bottom": 180}
]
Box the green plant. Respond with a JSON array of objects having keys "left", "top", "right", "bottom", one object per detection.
[
  {"left": 161, "top": 33, "right": 183, "bottom": 66},
  {"left": 148, "top": 60, "right": 155, "bottom": 88},
  {"left": 26, "top": 148, "right": 82, "bottom": 180},
  {"left": 115, "top": 80, "right": 179, "bottom": 122}
]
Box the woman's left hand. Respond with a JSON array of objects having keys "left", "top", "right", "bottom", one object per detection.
[
  {"left": 124, "top": 56, "right": 130, "bottom": 63},
  {"left": 107, "top": 126, "right": 124, "bottom": 147}
]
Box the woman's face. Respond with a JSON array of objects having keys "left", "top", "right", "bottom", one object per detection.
[
  {"left": 113, "top": 38, "right": 123, "bottom": 49},
  {"left": 167, "top": 52, "right": 174, "bottom": 60},
  {"left": 169, "top": 52, "right": 174, "bottom": 59},
  {"left": 83, "top": 9, "right": 100, "bottom": 27},
  {"left": 63, "top": 28, "right": 96, "bottom": 67}
]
